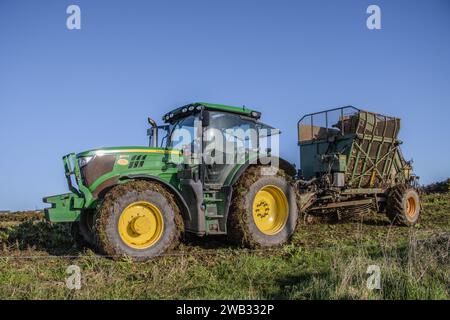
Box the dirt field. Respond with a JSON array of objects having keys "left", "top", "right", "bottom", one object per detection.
[{"left": 0, "top": 192, "right": 448, "bottom": 300}]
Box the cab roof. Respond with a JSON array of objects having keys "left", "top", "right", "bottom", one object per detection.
[{"left": 163, "top": 102, "right": 261, "bottom": 123}]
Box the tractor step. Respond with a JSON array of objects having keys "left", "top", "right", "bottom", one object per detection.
[
  {"left": 207, "top": 230, "right": 227, "bottom": 235},
  {"left": 204, "top": 188, "right": 224, "bottom": 204},
  {"left": 203, "top": 183, "right": 223, "bottom": 191},
  {"left": 203, "top": 197, "right": 223, "bottom": 203},
  {"left": 205, "top": 217, "right": 226, "bottom": 234},
  {"left": 205, "top": 214, "right": 224, "bottom": 219},
  {"left": 202, "top": 189, "right": 227, "bottom": 234}
]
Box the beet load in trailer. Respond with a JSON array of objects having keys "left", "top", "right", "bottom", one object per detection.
[{"left": 43, "top": 103, "right": 420, "bottom": 260}]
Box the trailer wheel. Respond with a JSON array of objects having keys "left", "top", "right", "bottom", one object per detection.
[
  {"left": 386, "top": 185, "right": 421, "bottom": 226},
  {"left": 228, "top": 166, "right": 298, "bottom": 248},
  {"left": 94, "top": 180, "right": 182, "bottom": 261},
  {"left": 71, "top": 209, "right": 95, "bottom": 248}
]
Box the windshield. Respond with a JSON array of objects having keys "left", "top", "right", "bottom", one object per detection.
[{"left": 167, "top": 114, "right": 201, "bottom": 152}]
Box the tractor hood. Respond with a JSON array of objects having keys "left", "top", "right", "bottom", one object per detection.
[
  {"left": 75, "top": 146, "right": 182, "bottom": 189},
  {"left": 43, "top": 147, "right": 183, "bottom": 223},
  {"left": 77, "top": 146, "right": 181, "bottom": 158}
]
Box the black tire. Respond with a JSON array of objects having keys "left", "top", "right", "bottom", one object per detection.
[
  {"left": 228, "top": 166, "right": 298, "bottom": 248},
  {"left": 377, "top": 202, "right": 387, "bottom": 213},
  {"left": 71, "top": 222, "right": 88, "bottom": 248},
  {"left": 386, "top": 185, "right": 421, "bottom": 226},
  {"left": 71, "top": 209, "right": 95, "bottom": 248},
  {"left": 94, "top": 180, "right": 183, "bottom": 261}
]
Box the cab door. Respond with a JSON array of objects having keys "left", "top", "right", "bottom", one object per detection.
[{"left": 202, "top": 111, "right": 258, "bottom": 185}]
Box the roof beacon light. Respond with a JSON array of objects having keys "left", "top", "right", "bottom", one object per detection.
[{"left": 251, "top": 111, "right": 261, "bottom": 119}]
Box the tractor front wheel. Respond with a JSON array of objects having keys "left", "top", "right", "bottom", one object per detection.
[
  {"left": 94, "top": 180, "right": 183, "bottom": 261},
  {"left": 228, "top": 166, "right": 298, "bottom": 248},
  {"left": 386, "top": 185, "right": 421, "bottom": 226},
  {"left": 71, "top": 209, "right": 95, "bottom": 248}
]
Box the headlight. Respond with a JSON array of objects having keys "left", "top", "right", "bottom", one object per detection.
[{"left": 78, "top": 156, "right": 93, "bottom": 168}]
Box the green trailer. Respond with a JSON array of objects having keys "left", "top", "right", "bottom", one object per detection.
[
  {"left": 297, "top": 106, "right": 420, "bottom": 224},
  {"left": 43, "top": 103, "right": 420, "bottom": 260}
]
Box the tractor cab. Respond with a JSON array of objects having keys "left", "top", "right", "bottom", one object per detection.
[
  {"left": 152, "top": 102, "right": 278, "bottom": 185},
  {"left": 147, "top": 102, "right": 281, "bottom": 236}
]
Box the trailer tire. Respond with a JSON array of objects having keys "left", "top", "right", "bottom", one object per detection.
[
  {"left": 94, "top": 180, "right": 183, "bottom": 261},
  {"left": 386, "top": 185, "right": 420, "bottom": 226},
  {"left": 228, "top": 166, "right": 298, "bottom": 248}
]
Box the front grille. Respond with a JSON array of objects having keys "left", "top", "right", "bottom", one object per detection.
[{"left": 80, "top": 155, "right": 115, "bottom": 186}]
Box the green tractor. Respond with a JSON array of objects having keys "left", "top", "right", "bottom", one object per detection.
[{"left": 43, "top": 103, "right": 420, "bottom": 260}]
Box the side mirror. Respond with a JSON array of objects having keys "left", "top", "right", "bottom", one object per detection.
[{"left": 202, "top": 110, "right": 210, "bottom": 127}]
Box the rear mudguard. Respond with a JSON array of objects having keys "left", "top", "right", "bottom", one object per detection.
[{"left": 226, "top": 156, "right": 297, "bottom": 186}]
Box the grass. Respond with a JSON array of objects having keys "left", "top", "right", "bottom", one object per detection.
[{"left": 0, "top": 193, "right": 448, "bottom": 300}]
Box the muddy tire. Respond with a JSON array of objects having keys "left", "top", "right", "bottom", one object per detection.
[
  {"left": 386, "top": 185, "right": 420, "bottom": 226},
  {"left": 94, "top": 180, "right": 183, "bottom": 261},
  {"left": 228, "top": 166, "right": 298, "bottom": 248},
  {"left": 71, "top": 210, "right": 95, "bottom": 248}
]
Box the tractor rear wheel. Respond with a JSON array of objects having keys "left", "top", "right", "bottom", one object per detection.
[
  {"left": 94, "top": 180, "right": 183, "bottom": 261},
  {"left": 386, "top": 185, "right": 421, "bottom": 226},
  {"left": 228, "top": 166, "right": 298, "bottom": 248}
]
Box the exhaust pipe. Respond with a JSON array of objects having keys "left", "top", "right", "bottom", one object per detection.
[{"left": 147, "top": 117, "right": 158, "bottom": 147}]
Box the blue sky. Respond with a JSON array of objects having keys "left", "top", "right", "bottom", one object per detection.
[{"left": 0, "top": 0, "right": 449, "bottom": 210}]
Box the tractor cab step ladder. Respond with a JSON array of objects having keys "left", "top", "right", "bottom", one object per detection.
[{"left": 203, "top": 184, "right": 228, "bottom": 235}]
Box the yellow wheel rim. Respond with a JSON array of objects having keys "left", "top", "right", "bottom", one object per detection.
[
  {"left": 252, "top": 185, "right": 289, "bottom": 235},
  {"left": 118, "top": 201, "right": 164, "bottom": 249},
  {"left": 406, "top": 196, "right": 417, "bottom": 218}
]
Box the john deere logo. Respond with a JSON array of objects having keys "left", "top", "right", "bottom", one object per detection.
[{"left": 117, "top": 159, "right": 129, "bottom": 166}]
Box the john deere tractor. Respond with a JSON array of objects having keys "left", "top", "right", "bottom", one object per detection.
[{"left": 43, "top": 103, "right": 420, "bottom": 260}]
